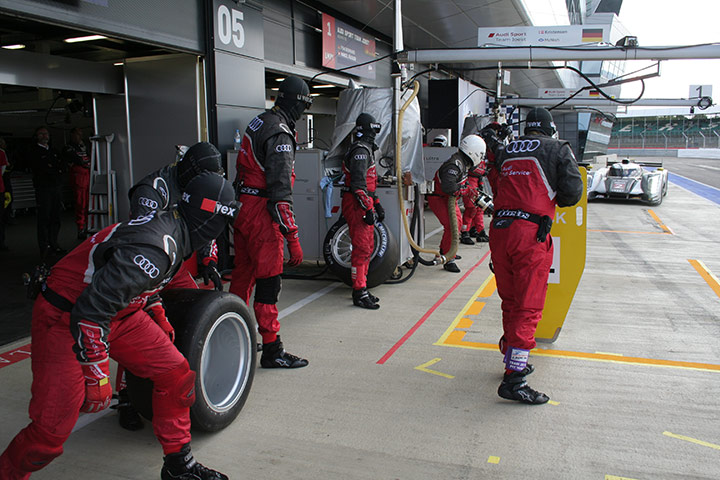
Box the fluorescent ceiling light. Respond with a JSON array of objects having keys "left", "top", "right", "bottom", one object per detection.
[
  {"left": 310, "top": 93, "right": 321, "bottom": 96},
  {"left": 275, "top": 77, "right": 285, "bottom": 82},
  {"left": 113, "top": 62, "right": 123, "bottom": 66},
  {"left": 2, "top": 44, "right": 26, "bottom": 50},
  {"left": 270, "top": 87, "right": 279, "bottom": 91},
  {"left": 312, "top": 84, "right": 336, "bottom": 88},
  {"left": 64, "top": 35, "right": 107, "bottom": 43}
]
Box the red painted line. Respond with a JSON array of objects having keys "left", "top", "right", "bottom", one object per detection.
[
  {"left": 0, "top": 343, "right": 32, "bottom": 369},
  {"left": 376, "top": 251, "right": 492, "bottom": 365}
]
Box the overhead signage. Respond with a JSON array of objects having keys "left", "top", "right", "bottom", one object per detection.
[
  {"left": 538, "top": 88, "right": 605, "bottom": 99},
  {"left": 479, "top": 26, "right": 608, "bottom": 47},
  {"left": 213, "top": 0, "right": 264, "bottom": 60},
  {"left": 322, "top": 13, "right": 376, "bottom": 80},
  {"left": 689, "top": 85, "right": 712, "bottom": 98}
]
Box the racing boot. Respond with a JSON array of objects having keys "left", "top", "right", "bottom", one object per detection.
[
  {"left": 474, "top": 229, "right": 490, "bottom": 242},
  {"left": 460, "top": 231, "right": 475, "bottom": 245},
  {"left": 497, "top": 371, "right": 549, "bottom": 405},
  {"left": 161, "top": 443, "right": 228, "bottom": 480},
  {"left": 261, "top": 336, "right": 309, "bottom": 368},
  {"left": 443, "top": 260, "right": 460, "bottom": 273},
  {"left": 353, "top": 288, "right": 380, "bottom": 309},
  {"left": 117, "top": 388, "right": 143, "bottom": 431}
]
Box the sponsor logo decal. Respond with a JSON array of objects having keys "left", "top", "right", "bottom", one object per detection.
[
  {"left": 128, "top": 211, "right": 156, "bottom": 226},
  {"left": 139, "top": 197, "right": 158, "bottom": 209},
  {"left": 505, "top": 139, "right": 540, "bottom": 153},
  {"left": 133, "top": 254, "right": 160, "bottom": 278},
  {"left": 275, "top": 144, "right": 293, "bottom": 153}
]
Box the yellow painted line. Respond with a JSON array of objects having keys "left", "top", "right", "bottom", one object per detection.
[
  {"left": 434, "top": 274, "right": 495, "bottom": 345},
  {"left": 466, "top": 302, "right": 485, "bottom": 315},
  {"left": 588, "top": 228, "right": 668, "bottom": 235},
  {"left": 478, "top": 275, "right": 497, "bottom": 297},
  {"left": 688, "top": 259, "right": 720, "bottom": 298},
  {"left": 663, "top": 431, "right": 720, "bottom": 450},
  {"left": 548, "top": 400, "right": 560, "bottom": 406},
  {"left": 415, "top": 358, "right": 455, "bottom": 379},
  {"left": 437, "top": 339, "right": 720, "bottom": 373},
  {"left": 595, "top": 351, "right": 624, "bottom": 356},
  {"left": 605, "top": 475, "right": 639, "bottom": 480},
  {"left": 456, "top": 317, "right": 474, "bottom": 329},
  {"left": 487, "top": 456, "right": 500, "bottom": 464},
  {"left": 648, "top": 209, "right": 674, "bottom": 234}
]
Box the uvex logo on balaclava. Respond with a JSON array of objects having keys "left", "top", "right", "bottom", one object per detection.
[
  {"left": 275, "top": 76, "right": 313, "bottom": 122},
  {"left": 178, "top": 171, "right": 238, "bottom": 251}
]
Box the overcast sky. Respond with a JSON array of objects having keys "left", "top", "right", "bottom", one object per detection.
[{"left": 617, "top": 0, "right": 720, "bottom": 113}]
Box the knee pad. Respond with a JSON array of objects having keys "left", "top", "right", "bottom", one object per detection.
[
  {"left": 152, "top": 360, "right": 196, "bottom": 416},
  {"left": 3, "top": 423, "right": 66, "bottom": 473},
  {"left": 255, "top": 275, "right": 281, "bottom": 305}
]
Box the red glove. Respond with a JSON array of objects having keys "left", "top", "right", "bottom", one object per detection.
[
  {"left": 80, "top": 360, "right": 112, "bottom": 413},
  {"left": 285, "top": 231, "right": 303, "bottom": 267},
  {"left": 145, "top": 299, "right": 174, "bottom": 343}
]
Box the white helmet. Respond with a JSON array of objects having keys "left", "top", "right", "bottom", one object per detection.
[
  {"left": 459, "top": 135, "right": 486, "bottom": 167},
  {"left": 431, "top": 134, "right": 448, "bottom": 147}
]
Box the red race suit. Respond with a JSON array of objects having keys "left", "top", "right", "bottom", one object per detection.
[
  {"left": 488, "top": 135, "right": 583, "bottom": 358},
  {"left": 230, "top": 107, "right": 299, "bottom": 344},
  {"left": 61, "top": 141, "right": 90, "bottom": 232},
  {"left": 341, "top": 140, "right": 379, "bottom": 289},
  {"left": 0, "top": 211, "right": 197, "bottom": 479}
]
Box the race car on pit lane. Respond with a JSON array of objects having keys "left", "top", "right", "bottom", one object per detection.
[{"left": 586, "top": 158, "right": 669, "bottom": 206}]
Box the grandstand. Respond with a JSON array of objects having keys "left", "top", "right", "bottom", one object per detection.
[{"left": 610, "top": 115, "right": 720, "bottom": 149}]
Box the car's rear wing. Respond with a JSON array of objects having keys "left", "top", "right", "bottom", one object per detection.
[{"left": 606, "top": 158, "right": 664, "bottom": 168}]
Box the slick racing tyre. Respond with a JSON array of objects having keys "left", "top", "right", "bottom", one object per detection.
[
  {"left": 323, "top": 217, "right": 398, "bottom": 288},
  {"left": 126, "top": 289, "right": 257, "bottom": 432}
]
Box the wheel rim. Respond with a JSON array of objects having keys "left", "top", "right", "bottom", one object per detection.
[
  {"left": 331, "top": 223, "right": 380, "bottom": 268},
  {"left": 199, "top": 312, "right": 253, "bottom": 413}
]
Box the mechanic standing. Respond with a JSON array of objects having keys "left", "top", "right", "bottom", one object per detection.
[
  {"left": 427, "top": 135, "right": 486, "bottom": 273},
  {"left": 485, "top": 107, "right": 583, "bottom": 405},
  {"left": 460, "top": 161, "right": 490, "bottom": 245},
  {"left": 0, "top": 172, "right": 236, "bottom": 480},
  {"left": 61, "top": 127, "right": 91, "bottom": 239},
  {"left": 341, "top": 113, "right": 384, "bottom": 309},
  {"left": 230, "top": 75, "right": 310, "bottom": 369},
  {"left": 112, "top": 141, "right": 226, "bottom": 431}
]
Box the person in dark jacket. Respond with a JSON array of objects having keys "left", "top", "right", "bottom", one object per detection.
[
  {"left": 341, "top": 113, "right": 384, "bottom": 309},
  {"left": 0, "top": 171, "right": 237, "bottom": 480},
  {"left": 485, "top": 107, "right": 583, "bottom": 405},
  {"left": 427, "top": 135, "right": 487, "bottom": 273},
  {"left": 27, "top": 126, "right": 65, "bottom": 256},
  {"left": 230, "top": 75, "right": 311, "bottom": 369}
]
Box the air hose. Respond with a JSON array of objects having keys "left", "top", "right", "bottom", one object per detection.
[{"left": 395, "top": 80, "right": 456, "bottom": 265}]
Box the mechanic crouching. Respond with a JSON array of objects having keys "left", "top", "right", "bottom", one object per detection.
[
  {"left": 485, "top": 107, "right": 583, "bottom": 405},
  {"left": 0, "top": 172, "right": 237, "bottom": 480},
  {"left": 341, "top": 113, "right": 384, "bottom": 309},
  {"left": 427, "top": 135, "right": 487, "bottom": 273}
]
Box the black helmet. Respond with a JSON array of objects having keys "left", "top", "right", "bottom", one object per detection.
[
  {"left": 524, "top": 107, "right": 556, "bottom": 137},
  {"left": 354, "top": 113, "right": 381, "bottom": 144},
  {"left": 178, "top": 171, "right": 238, "bottom": 251},
  {"left": 275, "top": 76, "right": 312, "bottom": 122},
  {"left": 176, "top": 142, "right": 224, "bottom": 189}
]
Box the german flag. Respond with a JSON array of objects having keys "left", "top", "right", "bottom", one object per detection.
[
  {"left": 588, "top": 90, "right": 600, "bottom": 97},
  {"left": 582, "top": 28, "right": 603, "bottom": 43}
]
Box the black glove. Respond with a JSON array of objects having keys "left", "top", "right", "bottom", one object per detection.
[
  {"left": 199, "top": 260, "right": 223, "bottom": 291},
  {"left": 375, "top": 202, "right": 385, "bottom": 222},
  {"left": 363, "top": 209, "right": 376, "bottom": 226}
]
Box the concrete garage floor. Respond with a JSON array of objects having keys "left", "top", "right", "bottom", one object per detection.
[{"left": 1, "top": 176, "right": 719, "bottom": 479}]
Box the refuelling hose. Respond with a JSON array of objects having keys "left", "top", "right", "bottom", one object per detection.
[{"left": 396, "top": 80, "right": 458, "bottom": 265}]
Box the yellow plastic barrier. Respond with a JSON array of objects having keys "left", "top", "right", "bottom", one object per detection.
[{"left": 536, "top": 167, "right": 588, "bottom": 342}]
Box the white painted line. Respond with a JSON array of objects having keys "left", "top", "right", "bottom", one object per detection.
[
  {"left": 278, "top": 283, "right": 341, "bottom": 320},
  {"left": 72, "top": 408, "right": 113, "bottom": 433},
  {"left": 424, "top": 226, "right": 444, "bottom": 241}
]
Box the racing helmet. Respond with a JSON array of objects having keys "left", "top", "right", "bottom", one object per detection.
[
  {"left": 178, "top": 171, "right": 238, "bottom": 251},
  {"left": 431, "top": 134, "right": 448, "bottom": 147},
  {"left": 176, "top": 142, "right": 223, "bottom": 189},
  {"left": 276, "top": 76, "right": 313, "bottom": 122},
  {"left": 458, "top": 134, "right": 487, "bottom": 167},
  {"left": 524, "top": 107, "right": 556, "bottom": 137},
  {"left": 354, "top": 113, "right": 382, "bottom": 144}
]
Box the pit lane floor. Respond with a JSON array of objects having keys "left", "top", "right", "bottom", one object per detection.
[{"left": 1, "top": 178, "right": 719, "bottom": 480}]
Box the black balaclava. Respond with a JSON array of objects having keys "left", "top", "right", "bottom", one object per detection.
[
  {"left": 275, "top": 76, "right": 312, "bottom": 123},
  {"left": 354, "top": 113, "right": 381, "bottom": 149},
  {"left": 524, "top": 107, "right": 556, "bottom": 137},
  {"left": 178, "top": 171, "right": 238, "bottom": 251},
  {"left": 176, "top": 141, "right": 224, "bottom": 189}
]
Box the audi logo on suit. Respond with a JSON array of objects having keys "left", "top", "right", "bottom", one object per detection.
[
  {"left": 505, "top": 139, "right": 541, "bottom": 154},
  {"left": 133, "top": 254, "right": 160, "bottom": 278}
]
